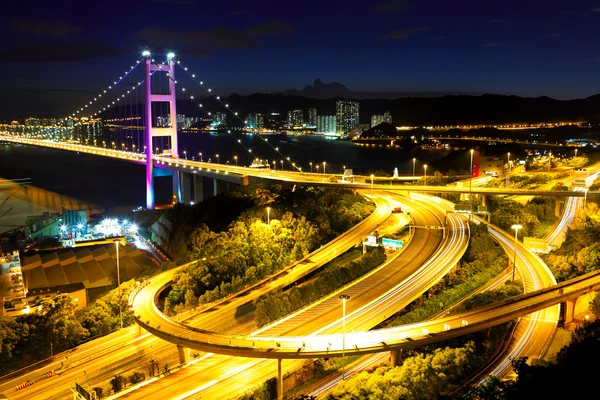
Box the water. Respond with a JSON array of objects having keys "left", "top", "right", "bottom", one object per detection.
[{"left": 0, "top": 132, "right": 450, "bottom": 210}]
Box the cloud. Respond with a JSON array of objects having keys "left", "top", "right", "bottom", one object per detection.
[
  {"left": 10, "top": 20, "right": 81, "bottom": 37},
  {"left": 483, "top": 42, "right": 506, "bottom": 47},
  {"left": 381, "top": 26, "right": 430, "bottom": 40},
  {"left": 0, "top": 42, "right": 129, "bottom": 63},
  {"left": 135, "top": 20, "right": 294, "bottom": 58},
  {"left": 491, "top": 18, "right": 516, "bottom": 26},
  {"left": 371, "top": 0, "right": 413, "bottom": 14}
]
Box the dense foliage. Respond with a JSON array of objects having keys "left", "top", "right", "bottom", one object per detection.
[
  {"left": 324, "top": 342, "right": 476, "bottom": 400},
  {"left": 488, "top": 196, "right": 557, "bottom": 238},
  {"left": 484, "top": 172, "right": 568, "bottom": 189},
  {"left": 471, "top": 319, "right": 600, "bottom": 399},
  {"left": 543, "top": 203, "right": 600, "bottom": 281},
  {"left": 255, "top": 247, "right": 386, "bottom": 327},
  {"left": 163, "top": 186, "right": 374, "bottom": 312}
]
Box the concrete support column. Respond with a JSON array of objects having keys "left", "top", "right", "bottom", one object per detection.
[
  {"left": 555, "top": 198, "right": 561, "bottom": 218},
  {"left": 180, "top": 172, "right": 192, "bottom": 205},
  {"left": 213, "top": 178, "right": 218, "bottom": 197},
  {"left": 177, "top": 345, "right": 190, "bottom": 364},
  {"left": 173, "top": 171, "right": 181, "bottom": 204},
  {"left": 481, "top": 194, "right": 487, "bottom": 207},
  {"left": 564, "top": 299, "right": 576, "bottom": 324},
  {"left": 138, "top": 325, "right": 144, "bottom": 336},
  {"left": 390, "top": 349, "right": 400, "bottom": 367},
  {"left": 193, "top": 175, "right": 204, "bottom": 203},
  {"left": 277, "top": 358, "right": 283, "bottom": 400}
]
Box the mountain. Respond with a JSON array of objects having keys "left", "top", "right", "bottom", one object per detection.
[{"left": 279, "top": 78, "right": 474, "bottom": 99}]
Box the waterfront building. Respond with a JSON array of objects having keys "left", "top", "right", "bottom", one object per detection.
[
  {"left": 317, "top": 115, "right": 337, "bottom": 134},
  {"left": 287, "top": 109, "right": 304, "bottom": 128},
  {"left": 308, "top": 108, "right": 318, "bottom": 127},
  {"left": 246, "top": 113, "right": 264, "bottom": 130},
  {"left": 336, "top": 100, "right": 359, "bottom": 134},
  {"left": 371, "top": 111, "right": 392, "bottom": 128}
]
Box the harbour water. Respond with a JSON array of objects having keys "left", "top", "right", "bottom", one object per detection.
[{"left": 0, "top": 132, "right": 451, "bottom": 223}]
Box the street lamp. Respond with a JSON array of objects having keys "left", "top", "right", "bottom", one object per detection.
[
  {"left": 506, "top": 152, "right": 511, "bottom": 187},
  {"left": 183, "top": 150, "right": 187, "bottom": 159},
  {"left": 371, "top": 174, "right": 374, "bottom": 190},
  {"left": 323, "top": 161, "right": 326, "bottom": 175},
  {"left": 310, "top": 162, "right": 313, "bottom": 173},
  {"left": 339, "top": 294, "right": 350, "bottom": 380},
  {"left": 234, "top": 155, "right": 238, "bottom": 166},
  {"left": 511, "top": 224, "right": 522, "bottom": 282},
  {"left": 267, "top": 207, "right": 271, "bottom": 225},
  {"left": 423, "top": 164, "right": 428, "bottom": 184},
  {"left": 199, "top": 152, "right": 203, "bottom": 162},
  {"left": 575, "top": 148, "right": 578, "bottom": 158},
  {"left": 412, "top": 158, "right": 416, "bottom": 185},
  {"left": 469, "top": 149, "right": 474, "bottom": 207},
  {"left": 115, "top": 240, "right": 124, "bottom": 329},
  {"left": 216, "top": 154, "right": 220, "bottom": 164},
  {"left": 548, "top": 152, "right": 552, "bottom": 172}
]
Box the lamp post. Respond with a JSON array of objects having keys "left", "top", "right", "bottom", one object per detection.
[
  {"left": 199, "top": 152, "right": 203, "bottom": 162},
  {"left": 584, "top": 188, "right": 589, "bottom": 207},
  {"left": 412, "top": 158, "right": 416, "bottom": 185},
  {"left": 267, "top": 207, "right": 271, "bottom": 225},
  {"left": 548, "top": 152, "right": 552, "bottom": 172},
  {"left": 469, "top": 149, "right": 474, "bottom": 206},
  {"left": 234, "top": 155, "right": 238, "bottom": 166},
  {"left": 511, "top": 224, "right": 522, "bottom": 282},
  {"left": 506, "top": 152, "right": 511, "bottom": 187},
  {"left": 183, "top": 150, "right": 187, "bottom": 159},
  {"left": 423, "top": 164, "right": 428, "bottom": 184},
  {"left": 310, "top": 162, "right": 313, "bottom": 173},
  {"left": 371, "top": 174, "right": 374, "bottom": 190},
  {"left": 115, "top": 240, "right": 123, "bottom": 329},
  {"left": 339, "top": 294, "right": 350, "bottom": 380},
  {"left": 216, "top": 154, "right": 220, "bottom": 164},
  {"left": 323, "top": 161, "right": 326, "bottom": 175},
  {"left": 575, "top": 148, "right": 578, "bottom": 158}
]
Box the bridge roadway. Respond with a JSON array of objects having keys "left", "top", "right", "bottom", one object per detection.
[
  {"left": 1, "top": 135, "right": 595, "bottom": 198},
  {"left": 121, "top": 193, "right": 469, "bottom": 399},
  {"left": 0, "top": 191, "right": 398, "bottom": 400}
]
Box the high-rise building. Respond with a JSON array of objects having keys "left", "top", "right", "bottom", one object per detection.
[
  {"left": 246, "top": 113, "right": 264, "bottom": 130},
  {"left": 287, "top": 109, "right": 303, "bottom": 128},
  {"left": 336, "top": 100, "right": 359, "bottom": 134},
  {"left": 308, "top": 108, "right": 318, "bottom": 127},
  {"left": 211, "top": 112, "right": 227, "bottom": 127},
  {"left": 371, "top": 110, "right": 392, "bottom": 128},
  {"left": 317, "top": 115, "right": 336, "bottom": 134}
]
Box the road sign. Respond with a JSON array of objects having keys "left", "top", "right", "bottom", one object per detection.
[
  {"left": 523, "top": 237, "right": 550, "bottom": 253},
  {"left": 454, "top": 204, "right": 471, "bottom": 212},
  {"left": 382, "top": 238, "right": 403, "bottom": 249},
  {"left": 366, "top": 235, "right": 378, "bottom": 246}
]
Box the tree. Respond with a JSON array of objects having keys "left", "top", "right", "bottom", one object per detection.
[
  {"left": 589, "top": 292, "right": 600, "bottom": 319},
  {"left": 148, "top": 358, "right": 159, "bottom": 377},
  {"left": 184, "top": 289, "right": 198, "bottom": 308},
  {"left": 92, "top": 387, "right": 104, "bottom": 398},
  {"left": 128, "top": 371, "right": 145, "bottom": 385}
]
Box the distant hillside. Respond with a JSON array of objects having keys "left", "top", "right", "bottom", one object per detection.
[{"left": 104, "top": 93, "right": 600, "bottom": 126}]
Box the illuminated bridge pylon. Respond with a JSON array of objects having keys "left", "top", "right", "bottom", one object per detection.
[{"left": 144, "top": 51, "right": 180, "bottom": 209}]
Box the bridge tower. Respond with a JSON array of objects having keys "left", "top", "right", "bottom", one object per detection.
[{"left": 144, "top": 52, "right": 180, "bottom": 209}]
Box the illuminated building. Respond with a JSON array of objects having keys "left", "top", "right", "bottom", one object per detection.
[
  {"left": 246, "top": 113, "right": 264, "bottom": 130},
  {"left": 371, "top": 111, "right": 392, "bottom": 128},
  {"left": 308, "top": 108, "right": 318, "bottom": 127},
  {"left": 317, "top": 115, "right": 337, "bottom": 134},
  {"left": 287, "top": 109, "right": 303, "bottom": 128},
  {"left": 336, "top": 100, "right": 359, "bottom": 134},
  {"left": 211, "top": 112, "right": 227, "bottom": 127}
]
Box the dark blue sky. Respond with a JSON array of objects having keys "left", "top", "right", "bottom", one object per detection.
[{"left": 2, "top": 0, "right": 600, "bottom": 120}]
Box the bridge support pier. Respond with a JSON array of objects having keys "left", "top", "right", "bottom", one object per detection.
[
  {"left": 480, "top": 194, "right": 487, "bottom": 207},
  {"left": 277, "top": 358, "right": 283, "bottom": 400},
  {"left": 177, "top": 345, "right": 190, "bottom": 364},
  {"left": 173, "top": 171, "right": 181, "bottom": 205},
  {"left": 180, "top": 172, "right": 192, "bottom": 205},
  {"left": 193, "top": 175, "right": 204, "bottom": 203},
  {"left": 563, "top": 299, "right": 576, "bottom": 325},
  {"left": 390, "top": 349, "right": 400, "bottom": 367},
  {"left": 555, "top": 198, "right": 561, "bottom": 218}
]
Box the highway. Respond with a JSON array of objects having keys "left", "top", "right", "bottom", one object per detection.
[
  {"left": 0, "top": 191, "right": 398, "bottom": 399},
  {"left": 119, "top": 193, "right": 469, "bottom": 399}
]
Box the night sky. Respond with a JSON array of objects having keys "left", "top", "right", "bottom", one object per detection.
[{"left": 2, "top": 0, "right": 600, "bottom": 120}]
